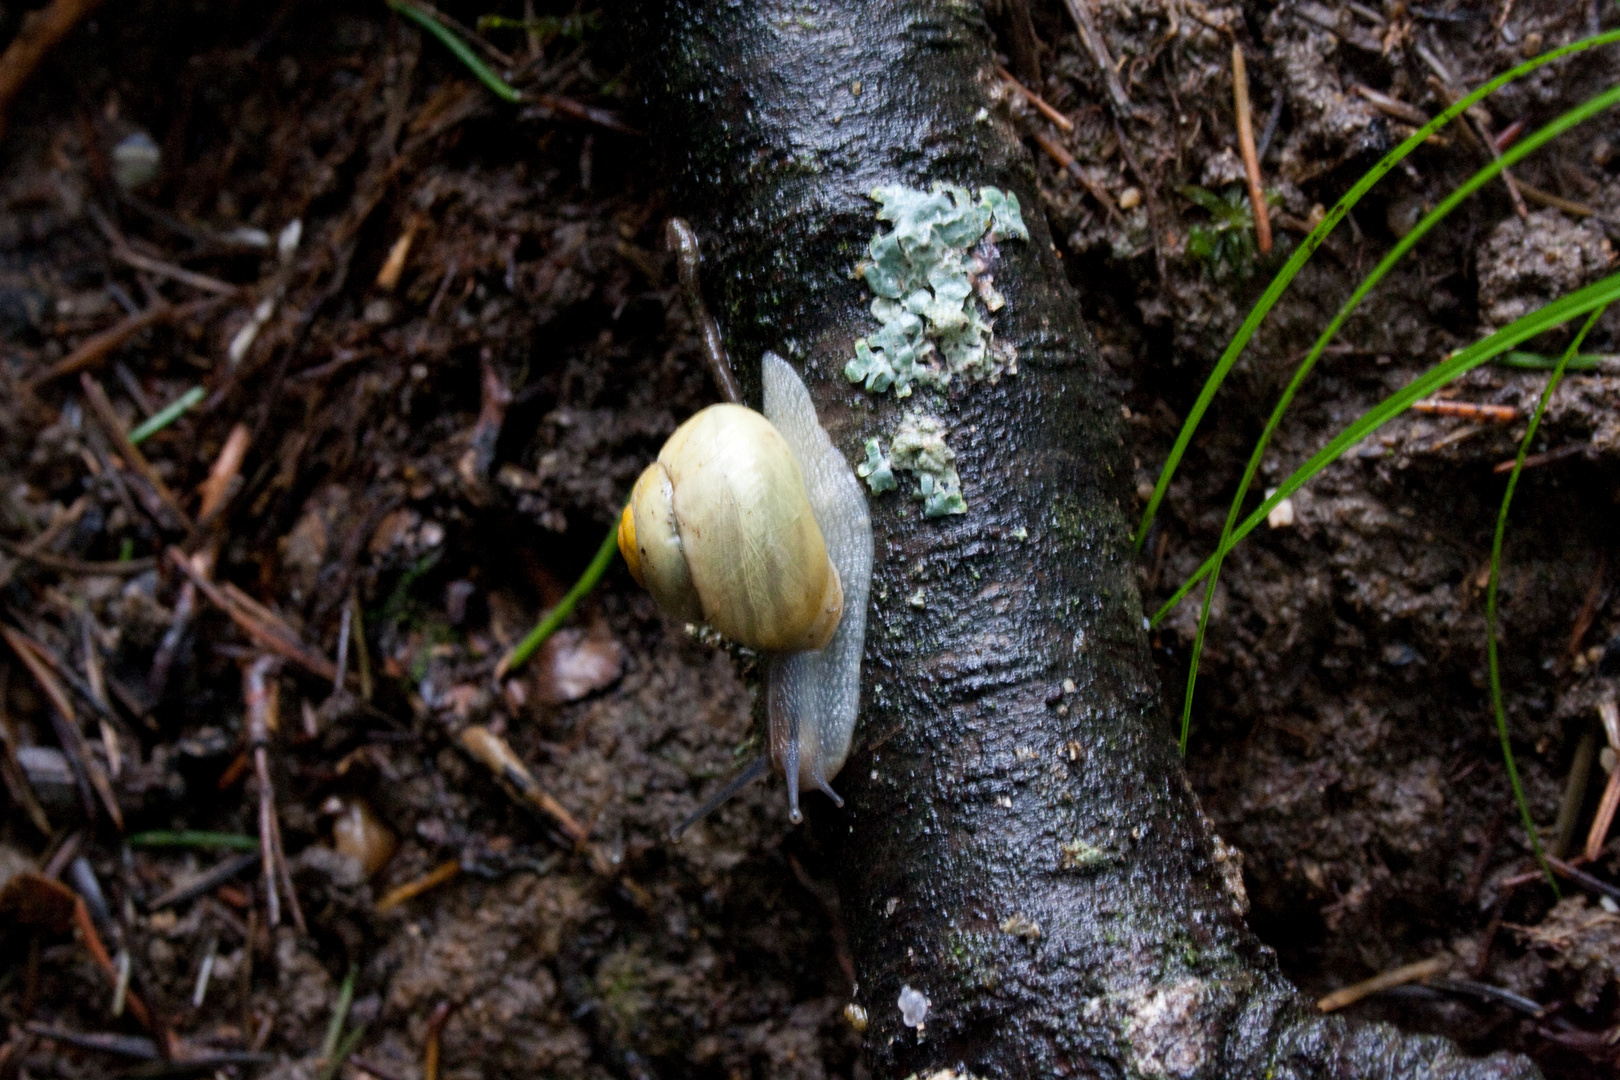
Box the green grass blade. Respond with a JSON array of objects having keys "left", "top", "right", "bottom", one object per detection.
[
  {"left": 1495, "top": 350, "right": 1607, "bottom": 372},
  {"left": 1488, "top": 305, "right": 1606, "bottom": 890},
  {"left": 128, "top": 386, "right": 204, "bottom": 445},
  {"left": 495, "top": 517, "right": 621, "bottom": 677},
  {"left": 1134, "top": 27, "right": 1620, "bottom": 550},
  {"left": 1152, "top": 270, "right": 1620, "bottom": 629},
  {"left": 1171, "top": 79, "right": 1620, "bottom": 750},
  {"left": 126, "top": 830, "right": 259, "bottom": 851},
  {"left": 320, "top": 965, "right": 358, "bottom": 1062},
  {"left": 385, "top": 0, "right": 522, "bottom": 103}
]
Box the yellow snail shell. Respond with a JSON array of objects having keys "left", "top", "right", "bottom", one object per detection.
[{"left": 619, "top": 353, "right": 872, "bottom": 829}]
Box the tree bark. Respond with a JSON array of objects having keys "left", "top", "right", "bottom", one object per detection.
[{"left": 631, "top": 3, "right": 1539, "bottom": 1077}]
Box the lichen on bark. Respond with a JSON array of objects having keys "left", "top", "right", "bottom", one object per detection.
[{"left": 628, "top": 2, "right": 1542, "bottom": 1076}]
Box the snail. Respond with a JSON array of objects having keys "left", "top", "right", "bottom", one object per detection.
[{"left": 620, "top": 351, "right": 872, "bottom": 835}]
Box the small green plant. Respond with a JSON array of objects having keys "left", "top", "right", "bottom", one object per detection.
[
  {"left": 1143, "top": 26, "right": 1620, "bottom": 887},
  {"left": 1181, "top": 185, "right": 1277, "bottom": 279}
]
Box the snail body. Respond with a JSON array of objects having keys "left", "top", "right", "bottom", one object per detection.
[{"left": 620, "top": 353, "right": 872, "bottom": 829}]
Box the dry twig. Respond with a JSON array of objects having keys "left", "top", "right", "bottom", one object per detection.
[
  {"left": 0, "top": 0, "right": 106, "bottom": 142},
  {"left": 1062, "top": 0, "right": 1132, "bottom": 114},
  {"left": 245, "top": 655, "right": 305, "bottom": 932},
  {"left": 997, "top": 65, "right": 1073, "bottom": 132},
  {"left": 1231, "top": 43, "right": 1272, "bottom": 256},
  {"left": 1584, "top": 699, "right": 1620, "bottom": 862},
  {"left": 1317, "top": 957, "right": 1447, "bottom": 1012}
]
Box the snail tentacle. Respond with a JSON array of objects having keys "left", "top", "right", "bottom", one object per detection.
[{"left": 668, "top": 754, "right": 770, "bottom": 841}]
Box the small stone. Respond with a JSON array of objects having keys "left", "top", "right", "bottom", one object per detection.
[{"left": 1117, "top": 186, "right": 1142, "bottom": 211}]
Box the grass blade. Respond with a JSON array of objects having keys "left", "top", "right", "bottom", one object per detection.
[
  {"left": 127, "top": 386, "right": 204, "bottom": 445},
  {"left": 1152, "top": 270, "right": 1620, "bottom": 629},
  {"left": 385, "top": 0, "right": 522, "bottom": 103},
  {"left": 494, "top": 517, "right": 621, "bottom": 678},
  {"left": 1487, "top": 305, "right": 1607, "bottom": 890},
  {"left": 1171, "top": 80, "right": 1620, "bottom": 750},
  {"left": 1135, "top": 28, "right": 1620, "bottom": 549}
]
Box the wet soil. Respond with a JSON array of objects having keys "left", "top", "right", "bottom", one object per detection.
[{"left": 1, "top": 1, "right": 1618, "bottom": 1077}]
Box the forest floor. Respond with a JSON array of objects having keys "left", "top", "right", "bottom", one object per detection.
[{"left": 1, "top": 1, "right": 1618, "bottom": 1077}]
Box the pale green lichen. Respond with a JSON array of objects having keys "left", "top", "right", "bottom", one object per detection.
[
  {"left": 856, "top": 438, "right": 896, "bottom": 493},
  {"left": 889, "top": 413, "right": 966, "bottom": 518},
  {"left": 845, "top": 183, "right": 1028, "bottom": 396}
]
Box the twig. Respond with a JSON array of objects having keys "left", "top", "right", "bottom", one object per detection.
[
  {"left": 996, "top": 66, "right": 1073, "bottom": 132},
  {"left": 456, "top": 725, "right": 610, "bottom": 875},
  {"left": 422, "top": 1000, "right": 456, "bottom": 1080},
  {"left": 375, "top": 859, "right": 461, "bottom": 912},
  {"left": 0, "top": 664, "right": 51, "bottom": 834},
  {"left": 0, "top": 0, "right": 107, "bottom": 143},
  {"left": 1317, "top": 957, "right": 1447, "bottom": 1012},
  {"left": 245, "top": 655, "right": 304, "bottom": 932},
  {"left": 73, "top": 897, "right": 161, "bottom": 1039},
  {"left": 146, "top": 851, "right": 261, "bottom": 910},
  {"left": 1583, "top": 699, "right": 1620, "bottom": 862},
  {"left": 1411, "top": 399, "right": 1516, "bottom": 422},
  {"left": 665, "top": 218, "right": 741, "bottom": 405},
  {"left": 1547, "top": 854, "right": 1620, "bottom": 905},
  {"left": 1, "top": 624, "right": 122, "bottom": 828},
  {"left": 1031, "top": 131, "right": 1124, "bottom": 224},
  {"left": 79, "top": 374, "right": 194, "bottom": 531},
  {"left": 1417, "top": 52, "right": 1528, "bottom": 219},
  {"left": 495, "top": 521, "right": 620, "bottom": 678},
  {"left": 110, "top": 247, "right": 239, "bottom": 296},
  {"left": 166, "top": 548, "right": 340, "bottom": 683},
  {"left": 1552, "top": 728, "right": 1600, "bottom": 858},
  {"left": 195, "top": 422, "right": 252, "bottom": 527},
  {"left": 1563, "top": 551, "right": 1607, "bottom": 663},
  {"left": 28, "top": 299, "right": 216, "bottom": 387},
  {"left": 1491, "top": 442, "right": 1585, "bottom": 474},
  {"left": 1062, "top": 0, "right": 1132, "bottom": 114},
  {"left": 0, "top": 537, "right": 155, "bottom": 576},
  {"left": 1231, "top": 43, "right": 1272, "bottom": 256}
]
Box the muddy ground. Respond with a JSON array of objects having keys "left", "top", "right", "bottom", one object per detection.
[{"left": 1, "top": 0, "right": 1618, "bottom": 1077}]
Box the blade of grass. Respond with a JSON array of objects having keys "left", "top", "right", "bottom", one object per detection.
[
  {"left": 320, "top": 965, "right": 357, "bottom": 1062},
  {"left": 1152, "top": 270, "right": 1620, "bottom": 628},
  {"left": 384, "top": 0, "right": 521, "bottom": 103},
  {"left": 1487, "top": 305, "right": 1607, "bottom": 890},
  {"left": 1172, "top": 80, "right": 1620, "bottom": 750},
  {"left": 126, "top": 830, "right": 260, "bottom": 851},
  {"left": 494, "top": 517, "right": 621, "bottom": 679},
  {"left": 1135, "top": 27, "right": 1620, "bottom": 549},
  {"left": 127, "top": 386, "right": 203, "bottom": 445}
]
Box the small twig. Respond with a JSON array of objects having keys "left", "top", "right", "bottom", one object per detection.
[
  {"left": 1418, "top": 56, "right": 1528, "bottom": 219},
  {"left": 422, "top": 1000, "right": 456, "bottom": 1080},
  {"left": 1411, "top": 399, "right": 1516, "bottom": 422},
  {"left": 167, "top": 548, "right": 340, "bottom": 683},
  {"left": 1031, "top": 132, "right": 1124, "bottom": 223},
  {"left": 665, "top": 218, "right": 742, "bottom": 405},
  {"left": 495, "top": 520, "right": 620, "bottom": 678},
  {"left": 1351, "top": 84, "right": 1432, "bottom": 128},
  {"left": 375, "top": 859, "right": 461, "bottom": 912},
  {"left": 1563, "top": 551, "right": 1607, "bottom": 663},
  {"left": 245, "top": 655, "right": 304, "bottom": 932},
  {"left": 110, "top": 247, "right": 239, "bottom": 296},
  {"left": 1062, "top": 0, "right": 1132, "bottom": 114},
  {"left": 996, "top": 66, "right": 1073, "bottom": 132},
  {"left": 1583, "top": 700, "right": 1620, "bottom": 862},
  {"left": 73, "top": 897, "right": 161, "bottom": 1039},
  {"left": 79, "top": 374, "right": 194, "bottom": 532},
  {"left": 0, "top": 664, "right": 51, "bottom": 834},
  {"left": 0, "top": 537, "right": 156, "bottom": 576},
  {"left": 146, "top": 851, "right": 261, "bottom": 910},
  {"left": 195, "top": 422, "right": 252, "bottom": 528},
  {"left": 1, "top": 624, "right": 122, "bottom": 828},
  {"left": 1231, "top": 43, "right": 1272, "bottom": 256},
  {"left": 1491, "top": 442, "right": 1585, "bottom": 475},
  {"left": 1317, "top": 957, "right": 1448, "bottom": 1012},
  {"left": 28, "top": 299, "right": 217, "bottom": 387},
  {"left": 457, "top": 725, "right": 611, "bottom": 875},
  {"left": 0, "top": 0, "right": 107, "bottom": 143},
  {"left": 1552, "top": 728, "right": 1600, "bottom": 858},
  {"left": 1547, "top": 854, "right": 1620, "bottom": 905}
]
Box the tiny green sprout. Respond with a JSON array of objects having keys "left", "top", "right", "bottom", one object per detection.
[
  {"left": 1181, "top": 185, "right": 1280, "bottom": 280},
  {"left": 857, "top": 438, "right": 897, "bottom": 493}
]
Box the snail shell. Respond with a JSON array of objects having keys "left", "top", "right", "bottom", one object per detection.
[{"left": 620, "top": 353, "right": 872, "bottom": 826}]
